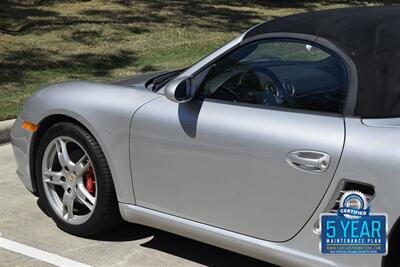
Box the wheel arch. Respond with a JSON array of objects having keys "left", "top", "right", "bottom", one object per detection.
[
  {"left": 21, "top": 81, "right": 160, "bottom": 204},
  {"left": 29, "top": 114, "right": 113, "bottom": 197}
]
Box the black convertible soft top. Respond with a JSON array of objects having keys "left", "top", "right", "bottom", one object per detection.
[{"left": 245, "top": 6, "right": 400, "bottom": 118}]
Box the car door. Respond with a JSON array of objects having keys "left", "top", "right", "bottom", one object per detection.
[{"left": 130, "top": 39, "right": 348, "bottom": 242}]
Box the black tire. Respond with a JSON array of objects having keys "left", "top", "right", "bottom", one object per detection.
[
  {"left": 382, "top": 217, "right": 400, "bottom": 267},
  {"left": 36, "top": 122, "right": 121, "bottom": 236}
]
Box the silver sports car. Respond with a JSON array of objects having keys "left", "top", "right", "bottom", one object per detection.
[{"left": 10, "top": 6, "right": 400, "bottom": 267}]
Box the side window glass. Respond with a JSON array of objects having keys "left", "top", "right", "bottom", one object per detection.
[{"left": 198, "top": 40, "right": 348, "bottom": 114}]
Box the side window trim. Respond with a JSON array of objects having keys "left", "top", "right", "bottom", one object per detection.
[{"left": 315, "top": 37, "right": 358, "bottom": 116}]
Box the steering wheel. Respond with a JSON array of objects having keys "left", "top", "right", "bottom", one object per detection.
[
  {"left": 238, "top": 67, "right": 286, "bottom": 105},
  {"left": 216, "top": 73, "right": 247, "bottom": 102},
  {"left": 218, "top": 85, "right": 243, "bottom": 101}
]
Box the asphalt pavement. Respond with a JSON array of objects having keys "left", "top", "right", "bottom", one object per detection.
[{"left": 0, "top": 143, "right": 271, "bottom": 267}]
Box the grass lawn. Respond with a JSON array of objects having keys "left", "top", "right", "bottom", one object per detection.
[{"left": 0, "top": 0, "right": 381, "bottom": 120}]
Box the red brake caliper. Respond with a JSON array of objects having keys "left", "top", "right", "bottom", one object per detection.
[{"left": 84, "top": 167, "right": 96, "bottom": 195}]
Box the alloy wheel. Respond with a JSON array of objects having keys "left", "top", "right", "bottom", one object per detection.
[{"left": 41, "top": 136, "right": 97, "bottom": 225}]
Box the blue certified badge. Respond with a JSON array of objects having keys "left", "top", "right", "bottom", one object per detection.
[{"left": 320, "top": 191, "right": 387, "bottom": 254}]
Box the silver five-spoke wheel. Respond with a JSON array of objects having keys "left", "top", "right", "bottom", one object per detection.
[
  {"left": 37, "top": 122, "right": 120, "bottom": 236},
  {"left": 42, "top": 136, "right": 97, "bottom": 224}
]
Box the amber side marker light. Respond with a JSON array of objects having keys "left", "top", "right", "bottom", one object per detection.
[{"left": 22, "top": 120, "right": 38, "bottom": 132}]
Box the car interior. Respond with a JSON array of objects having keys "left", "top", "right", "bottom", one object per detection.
[{"left": 199, "top": 40, "right": 348, "bottom": 114}]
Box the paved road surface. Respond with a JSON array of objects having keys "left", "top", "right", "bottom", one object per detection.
[{"left": 0, "top": 143, "right": 273, "bottom": 267}]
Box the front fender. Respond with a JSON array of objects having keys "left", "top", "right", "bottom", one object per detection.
[{"left": 20, "top": 82, "right": 161, "bottom": 204}]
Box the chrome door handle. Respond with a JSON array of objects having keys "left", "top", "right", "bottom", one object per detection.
[{"left": 287, "top": 150, "right": 330, "bottom": 173}]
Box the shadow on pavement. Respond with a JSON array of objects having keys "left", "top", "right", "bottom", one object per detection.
[
  {"left": 94, "top": 222, "right": 276, "bottom": 267},
  {"left": 37, "top": 198, "right": 275, "bottom": 266}
]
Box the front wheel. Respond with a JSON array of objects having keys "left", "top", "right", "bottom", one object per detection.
[{"left": 36, "top": 122, "right": 120, "bottom": 236}]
